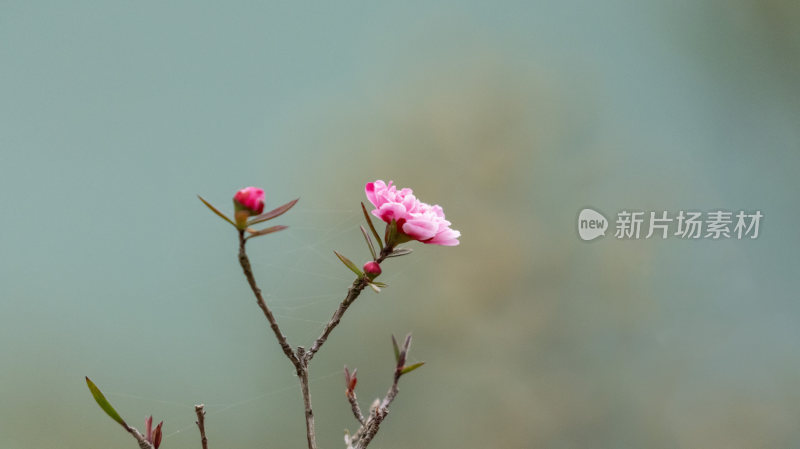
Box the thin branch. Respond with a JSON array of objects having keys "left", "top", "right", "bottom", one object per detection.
[
  {"left": 306, "top": 277, "right": 367, "bottom": 360},
  {"left": 237, "top": 230, "right": 301, "bottom": 370},
  {"left": 347, "top": 391, "right": 366, "bottom": 426},
  {"left": 123, "top": 425, "right": 153, "bottom": 449},
  {"left": 296, "top": 348, "right": 318, "bottom": 449},
  {"left": 306, "top": 245, "right": 394, "bottom": 361},
  {"left": 195, "top": 404, "right": 208, "bottom": 449}
]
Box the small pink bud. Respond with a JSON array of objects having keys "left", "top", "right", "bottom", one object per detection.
[
  {"left": 363, "top": 261, "right": 381, "bottom": 278},
  {"left": 233, "top": 187, "right": 265, "bottom": 215}
]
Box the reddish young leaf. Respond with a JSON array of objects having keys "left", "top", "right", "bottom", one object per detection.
[
  {"left": 248, "top": 198, "right": 299, "bottom": 225},
  {"left": 152, "top": 421, "right": 163, "bottom": 449}
]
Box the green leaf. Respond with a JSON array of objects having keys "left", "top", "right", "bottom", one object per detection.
[
  {"left": 360, "top": 202, "right": 384, "bottom": 250},
  {"left": 246, "top": 225, "right": 288, "bottom": 238},
  {"left": 85, "top": 377, "right": 126, "bottom": 427},
  {"left": 198, "top": 195, "right": 236, "bottom": 227},
  {"left": 399, "top": 362, "right": 425, "bottom": 375},
  {"left": 248, "top": 198, "right": 299, "bottom": 225},
  {"left": 371, "top": 281, "right": 388, "bottom": 288},
  {"left": 386, "top": 248, "right": 413, "bottom": 258},
  {"left": 334, "top": 251, "right": 363, "bottom": 277},
  {"left": 360, "top": 226, "right": 377, "bottom": 260},
  {"left": 391, "top": 335, "right": 401, "bottom": 363}
]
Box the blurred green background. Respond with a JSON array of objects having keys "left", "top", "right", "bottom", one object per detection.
[{"left": 1, "top": 1, "right": 799, "bottom": 448}]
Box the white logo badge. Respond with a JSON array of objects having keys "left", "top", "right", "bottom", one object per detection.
[{"left": 578, "top": 208, "right": 608, "bottom": 241}]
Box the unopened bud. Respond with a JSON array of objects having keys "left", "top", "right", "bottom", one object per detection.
[
  {"left": 344, "top": 366, "right": 358, "bottom": 395},
  {"left": 233, "top": 187, "right": 265, "bottom": 227},
  {"left": 363, "top": 261, "right": 381, "bottom": 278}
]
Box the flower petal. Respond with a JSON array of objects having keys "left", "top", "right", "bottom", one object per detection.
[{"left": 402, "top": 218, "right": 439, "bottom": 241}]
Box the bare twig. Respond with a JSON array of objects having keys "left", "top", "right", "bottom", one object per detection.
[
  {"left": 306, "top": 245, "right": 394, "bottom": 361},
  {"left": 345, "top": 366, "right": 366, "bottom": 426},
  {"left": 307, "top": 277, "right": 368, "bottom": 360},
  {"left": 295, "top": 347, "right": 318, "bottom": 449},
  {"left": 238, "top": 230, "right": 302, "bottom": 371},
  {"left": 195, "top": 404, "right": 208, "bottom": 449},
  {"left": 347, "top": 391, "right": 366, "bottom": 426}
]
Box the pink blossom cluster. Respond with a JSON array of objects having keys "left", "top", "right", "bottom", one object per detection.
[
  {"left": 234, "top": 186, "right": 265, "bottom": 215},
  {"left": 365, "top": 180, "right": 460, "bottom": 246}
]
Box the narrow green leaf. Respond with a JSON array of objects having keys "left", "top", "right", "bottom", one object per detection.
[
  {"left": 371, "top": 281, "right": 388, "bottom": 288},
  {"left": 85, "top": 377, "right": 126, "bottom": 427},
  {"left": 198, "top": 195, "right": 236, "bottom": 227},
  {"left": 399, "top": 362, "right": 425, "bottom": 375},
  {"left": 248, "top": 198, "right": 299, "bottom": 225},
  {"left": 360, "top": 226, "right": 377, "bottom": 260},
  {"left": 334, "top": 251, "right": 363, "bottom": 277},
  {"left": 391, "top": 335, "right": 400, "bottom": 363},
  {"left": 360, "top": 202, "right": 384, "bottom": 250},
  {"left": 246, "top": 225, "right": 288, "bottom": 238},
  {"left": 386, "top": 248, "right": 413, "bottom": 258}
]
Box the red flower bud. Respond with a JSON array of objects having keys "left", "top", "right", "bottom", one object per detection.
[
  {"left": 363, "top": 261, "right": 381, "bottom": 278},
  {"left": 233, "top": 187, "right": 265, "bottom": 215}
]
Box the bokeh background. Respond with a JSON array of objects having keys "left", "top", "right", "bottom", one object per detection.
[{"left": 2, "top": 1, "right": 799, "bottom": 448}]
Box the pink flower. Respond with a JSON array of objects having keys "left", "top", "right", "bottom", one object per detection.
[
  {"left": 233, "top": 187, "right": 265, "bottom": 215},
  {"left": 365, "top": 180, "right": 460, "bottom": 246}
]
